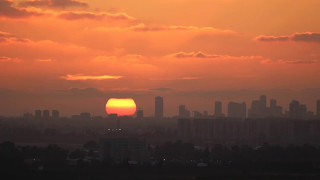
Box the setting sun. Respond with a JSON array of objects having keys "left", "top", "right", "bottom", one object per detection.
[{"left": 105, "top": 98, "right": 136, "bottom": 116}]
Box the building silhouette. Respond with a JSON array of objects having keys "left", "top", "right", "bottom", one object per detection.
[
  {"left": 214, "top": 101, "right": 225, "bottom": 118},
  {"left": 35, "top": 110, "right": 41, "bottom": 119},
  {"left": 269, "top": 99, "right": 283, "bottom": 117},
  {"left": 248, "top": 95, "right": 268, "bottom": 118},
  {"left": 52, "top": 110, "right": 59, "bottom": 119},
  {"left": 136, "top": 109, "right": 144, "bottom": 119},
  {"left": 80, "top": 112, "right": 91, "bottom": 120},
  {"left": 286, "top": 100, "right": 314, "bottom": 119},
  {"left": 155, "top": 96, "right": 163, "bottom": 118},
  {"left": 179, "top": 105, "right": 186, "bottom": 117},
  {"left": 43, "top": 110, "right": 50, "bottom": 119},
  {"left": 227, "top": 102, "right": 246, "bottom": 119}
]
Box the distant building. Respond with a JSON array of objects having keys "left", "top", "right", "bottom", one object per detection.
[
  {"left": 80, "top": 112, "right": 91, "bottom": 120},
  {"left": 203, "top": 110, "right": 208, "bottom": 117},
  {"left": 287, "top": 100, "right": 308, "bottom": 119},
  {"left": 43, "top": 110, "right": 50, "bottom": 119},
  {"left": 35, "top": 110, "right": 41, "bottom": 119},
  {"left": 248, "top": 95, "right": 283, "bottom": 118},
  {"left": 155, "top": 96, "right": 163, "bottom": 118},
  {"left": 228, "top": 102, "right": 246, "bottom": 119},
  {"left": 214, "top": 101, "right": 225, "bottom": 118},
  {"left": 268, "top": 99, "right": 283, "bottom": 117},
  {"left": 179, "top": 105, "right": 191, "bottom": 118},
  {"left": 100, "top": 138, "right": 147, "bottom": 162},
  {"left": 136, "top": 109, "right": 144, "bottom": 119},
  {"left": 193, "top": 111, "right": 202, "bottom": 118},
  {"left": 52, "top": 110, "right": 59, "bottom": 119},
  {"left": 248, "top": 95, "right": 268, "bottom": 118},
  {"left": 317, "top": 100, "right": 320, "bottom": 117},
  {"left": 179, "top": 105, "right": 186, "bottom": 117}
]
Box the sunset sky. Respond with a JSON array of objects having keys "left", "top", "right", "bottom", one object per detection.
[{"left": 1, "top": 0, "right": 320, "bottom": 116}]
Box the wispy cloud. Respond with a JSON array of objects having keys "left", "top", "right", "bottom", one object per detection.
[
  {"left": 58, "top": 12, "right": 135, "bottom": 20},
  {"left": 170, "top": 51, "right": 262, "bottom": 60},
  {"left": 255, "top": 32, "right": 320, "bottom": 43},
  {"left": 61, "top": 74, "right": 123, "bottom": 80}
]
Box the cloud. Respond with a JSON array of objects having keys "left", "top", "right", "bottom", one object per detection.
[
  {"left": 19, "top": 0, "right": 88, "bottom": 9},
  {"left": 170, "top": 51, "right": 262, "bottom": 60},
  {"left": 60, "top": 74, "right": 123, "bottom": 80},
  {"left": 255, "top": 35, "right": 289, "bottom": 42},
  {"left": 172, "top": 51, "right": 221, "bottom": 58},
  {"left": 128, "top": 23, "right": 236, "bottom": 34},
  {"left": 278, "top": 59, "right": 318, "bottom": 64},
  {"left": 255, "top": 32, "right": 320, "bottom": 43},
  {"left": 0, "top": 0, "right": 43, "bottom": 18},
  {"left": 58, "top": 12, "right": 135, "bottom": 20},
  {"left": 0, "top": 56, "right": 21, "bottom": 62}
]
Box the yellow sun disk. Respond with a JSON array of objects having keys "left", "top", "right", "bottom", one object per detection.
[{"left": 105, "top": 98, "right": 136, "bottom": 116}]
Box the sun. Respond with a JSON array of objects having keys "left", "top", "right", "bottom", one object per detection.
[{"left": 105, "top": 98, "right": 137, "bottom": 116}]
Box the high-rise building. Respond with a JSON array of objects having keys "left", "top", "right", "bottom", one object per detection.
[
  {"left": 287, "top": 100, "right": 308, "bottom": 119},
  {"left": 260, "top": 95, "right": 267, "bottom": 109},
  {"left": 214, "top": 101, "right": 225, "bottom": 118},
  {"left": 317, "top": 100, "right": 320, "bottom": 117},
  {"left": 248, "top": 95, "right": 271, "bottom": 118},
  {"left": 43, "top": 110, "right": 50, "bottom": 119},
  {"left": 137, "top": 109, "right": 144, "bottom": 119},
  {"left": 52, "top": 110, "right": 59, "bottom": 119},
  {"left": 269, "top": 99, "right": 283, "bottom": 117},
  {"left": 35, "top": 110, "right": 41, "bottom": 119},
  {"left": 179, "top": 105, "right": 186, "bottom": 117},
  {"left": 155, "top": 96, "right": 163, "bottom": 118},
  {"left": 227, "top": 102, "right": 246, "bottom": 119}
]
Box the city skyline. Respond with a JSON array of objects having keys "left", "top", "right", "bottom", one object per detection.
[{"left": 12, "top": 95, "right": 320, "bottom": 119}]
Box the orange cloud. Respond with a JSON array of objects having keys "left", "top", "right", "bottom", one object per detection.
[
  {"left": 0, "top": 0, "right": 43, "bottom": 18},
  {"left": 58, "top": 12, "right": 135, "bottom": 20},
  {"left": 255, "top": 32, "right": 320, "bottom": 43},
  {"left": 170, "top": 51, "right": 262, "bottom": 60},
  {"left": 61, "top": 74, "right": 123, "bottom": 80},
  {"left": 19, "top": 0, "right": 88, "bottom": 9}
]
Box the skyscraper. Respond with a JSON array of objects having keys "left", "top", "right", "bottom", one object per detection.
[
  {"left": 179, "top": 105, "right": 186, "bottom": 117},
  {"left": 155, "top": 96, "right": 163, "bottom": 118},
  {"left": 260, "top": 95, "right": 267, "bottom": 109},
  {"left": 52, "top": 110, "right": 59, "bottom": 119},
  {"left": 43, "top": 110, "right": 50, "bottom": 119},
  {"left": 214, "top": 101, "right": 224, "bottom": 117},
  {"left": 35, "top": 110, "right": 41, "bottom": 119}
]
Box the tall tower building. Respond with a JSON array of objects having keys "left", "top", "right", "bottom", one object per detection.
[
  {"left": 52, "top": 110, "right": 59, "bottom": 119},
  {"left": 179, "top": 105, "right": 186, "bottom": 117},
  {"left": 155, "top": 96, "right": 163, "bottom": 118},
  {"left": 214, "top": 101, "right": 223, "bottom": 117},
  {"left": 43, "top": 110, "right": 50, "bottom": 119},
  {"left": 260, "top": 95, "right": 267, "bottom": 109},
  {"left": 35, "top": 110, "right": 42, "bottom": 119}
]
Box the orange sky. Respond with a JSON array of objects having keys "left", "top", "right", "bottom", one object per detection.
[{"left": 1, "top": 0, "right": 320, "bottom": 116}]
